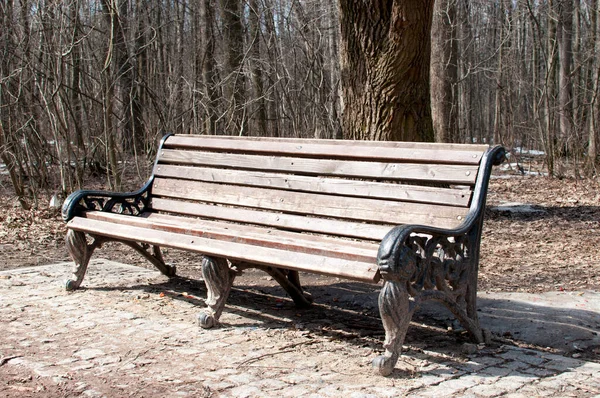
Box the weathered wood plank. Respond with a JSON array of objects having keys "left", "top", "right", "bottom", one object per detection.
[
  {"left": 152, "top": 178, "right": 468, "bottom": 229},
  {"left": 84, "top": 211, "right": 379, "bottom": 262},
  {"left": 164, "top": 135, "right": 486, "bottom": 164},
  {"left": 153, "top": 165, "right": 472, "bottom": 207},
  {"left": 68, "top": 217, "right": 380, "bottom": 282},
  {"left": 150, "top": 198, "right": 393, "bottom": 241},
  {"left": 157, "top": 149, "right": 479, "bottom": 185},
  {"left": 165, "top": 134, "right": 490, "bottom": 151}
]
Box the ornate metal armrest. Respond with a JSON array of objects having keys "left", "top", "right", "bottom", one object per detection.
[
  {"left": 62, "top": 178, "right": 153, "bottom": 222},
  {"left": 377, "top": 222, "right": 475, "bottom": 281},
  {"left": 377, "top": 143, "right": 505, "bottom": 283}
]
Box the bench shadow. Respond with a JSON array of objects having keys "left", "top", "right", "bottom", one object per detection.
[
  {"left": 486, "top": 205, "right": 600, "bottom": 222},
  {"left": 86, "top": 275, "right": 600, "bottom": 377}
]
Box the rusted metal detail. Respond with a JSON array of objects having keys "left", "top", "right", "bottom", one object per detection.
[
  {"left": 198, "top": 256, "right": 236, "bottom": 329},
  {"left": 65, "top": 230, "right": 106, "bottom": 290}
]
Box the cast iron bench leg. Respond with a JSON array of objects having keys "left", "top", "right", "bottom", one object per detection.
[
  {"left": 373, "top": 279, "right": 415, "bottom": 376},
  {"left": 198, "top": 256, "right": 236, "bottom": 329},
  {"left": 65, "top": 230, "right": 105, "bottom": 291}
]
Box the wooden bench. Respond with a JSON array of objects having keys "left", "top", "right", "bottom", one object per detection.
[{"left": 62, "top": 134, "right": 505, "bottom": 376}]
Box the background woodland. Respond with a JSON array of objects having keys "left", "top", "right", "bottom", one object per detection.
[{"left": 1, "top": 0, "right": 598, "bottom": 209}]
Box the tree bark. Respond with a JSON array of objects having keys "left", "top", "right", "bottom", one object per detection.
[
  {"left": 558, "top": 0, "right": 574, "bottom": 153},
  {"left": 338, "top": 0, "right": 435, "bottom": 141},
  {"left": 431, "top": 0, "right": 458, "bottom": 143},
  {"left": 249, "top": 0, "right": 267, "bottom": 136},
  {"left": 220, "top": 0, "right": 246, "bottom": 135}
]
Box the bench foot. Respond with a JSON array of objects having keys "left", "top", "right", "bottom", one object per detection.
[
  {"left": 374, "top": 280, "right": 414, "bottom": 376},
  {"left": 199, "top": 256, "right": 235, "bottom": 329},
  {"left": 65, "top": 230, "right": 104, "bottom": 290}
]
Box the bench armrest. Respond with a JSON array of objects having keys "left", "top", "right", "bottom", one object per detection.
[
  {"left": 62, "top": 134, "right": 174, "bottom": 222},
  {"left": 62, "top": 179, "right": 153, "bottom": 222},
  {"left": 377, "top": 144, "right": 505, "bottom": 281}
]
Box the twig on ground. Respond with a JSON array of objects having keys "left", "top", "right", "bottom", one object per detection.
[
  {"left": 0, "top": 355, "right": 22, "bottom": 366},
  {"left": 236, "top": 340, "right": 318, "bottom": 368}
]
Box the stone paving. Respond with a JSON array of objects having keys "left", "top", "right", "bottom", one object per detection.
[{"left": 1, "top": 260, "right": 599, "bottom": 397}]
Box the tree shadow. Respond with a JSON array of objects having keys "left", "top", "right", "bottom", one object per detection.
[
  {"left": 87, "top": 273, "right": 600, "bottom": 376},
  {"left": 486, "top": 205, "right": 600, "bottom": 222}
]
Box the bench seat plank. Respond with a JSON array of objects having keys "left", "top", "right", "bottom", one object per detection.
[
  {"left": 150, "top": 198, "right": 393, "bottom": 241},
  {"left": 164, "top": 135, "right": 486, "bottom": 165},
  {"left": 83, "top": 211, "right": 380, "bottom": 262},
  {"left": 158, "top": 149, "right": 479, "bottom": 185},
  {"left": 154, "top": 165, "right": 472, "bottom": 207},
  {"left": 152, "top": 178, "right": 468, "bottom": 229},
  {"left": 67, "top": 217, "right": 380, "bottom": 283}
]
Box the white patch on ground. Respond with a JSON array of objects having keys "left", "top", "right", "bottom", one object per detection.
[{"left": 490, "top": 202, "right": 546, "bottom": 214}]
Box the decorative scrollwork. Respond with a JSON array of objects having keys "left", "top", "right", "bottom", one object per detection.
[
  {"left": 374, "top": 226, "right": 484, "bottom": 375},
  {"left": 406, "top": 234, "right": 472, "bottom": 301},
  {"left": 82, "top": 190, "right": 149, "bottom": 215},
  {"left": 62, "top": 179, "right": 152, "bottom": 221}
]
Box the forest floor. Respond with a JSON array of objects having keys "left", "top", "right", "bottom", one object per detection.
[{"left": 1, "top": 156, "right": 599, "bottom": 293}]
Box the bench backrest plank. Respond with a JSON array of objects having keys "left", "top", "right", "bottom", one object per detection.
[
  {"left": 158, "top": 149, "right": 479, "bottom": 185},
  {"left": 152, "top": 178, "right": 467, "bottom": 228},
  {"left": 165, "top": 135, "right": 488, "bottom": 164},
  {"left": 150, "top": 135, "right": 490, "bottom": 242},
  {"left": 154, "top": 165, "right": 471, "bottom": 206},
  {"left": 151, "top": 198, "right": 393, "bottom": 241}
]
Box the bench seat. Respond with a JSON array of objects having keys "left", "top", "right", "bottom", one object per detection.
[{"left": 69, "top": 211, "right": 380, "bottom": 282}]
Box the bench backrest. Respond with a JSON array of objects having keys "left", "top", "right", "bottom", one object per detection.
[{"left": 150, "top": 135, "right": 493, "bottom": 242}]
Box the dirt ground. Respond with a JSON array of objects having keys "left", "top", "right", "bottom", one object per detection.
[{"left": 1, "top": 159, "right": 599, "bottom": 293}]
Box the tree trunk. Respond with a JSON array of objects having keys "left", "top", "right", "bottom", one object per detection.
[
  {"left": 338, "top": 0, "right": 435, "bottom": 141},
  {"left": 220, "top": 0, "right": 246, "bottom": 135},
  {"left": 558, "top": 0, "right": 573, "bottom": 154},
  {"left": 431, "top": 0, "right": 458, "bottom": 143},
  {"left": 249, "top": 0, "right": 267, "bottom": 136},
  {"left": 588, "top": 0, "right": 600, "bottom": 173}
]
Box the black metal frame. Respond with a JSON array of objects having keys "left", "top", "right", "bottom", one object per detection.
[
  {"left": 373, "top": 145, "right": 505, "bottom": 375},
  {"left": 61, "top": 134, "right": 173, "bottom": 222}
]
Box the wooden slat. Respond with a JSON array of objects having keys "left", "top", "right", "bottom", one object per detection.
[
  {"left": 151, "top": 198, "right": 392, "bottom": 241},
  {"left": 154, "top": 165, "right": 472, "bottom": 207},
  {"left": 84, "top": 212, "right": 378, "bottom": 262},
  {"left": 157, "top": 149, "right": 479, "bottom": 185},
  {"left": 152, "top": 178, "right": 468, "bottom": 229},
  {"left": 68, "top": 217, "right": 380, "bottom": 283},
  {"left": 165, "top": 134, "right": 490, "bottom": 152},
  {"left": 164, "top": 135, "right": 485, "bottom": 165}
]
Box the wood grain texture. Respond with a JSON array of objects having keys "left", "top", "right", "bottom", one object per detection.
[
  {"left": 164, "top": 135, "right": 485, "bottom": 164},
  {"left": 154, "top": 165, "right": 472, "bottom": 207},
  {"left": 83, "top": 211, "right": 379, "bottom": 262},
  {"left": 152, "top": 178, "right": 468, "bottom": 229},
  {"left": 67, "top": 217, "right": 380, "bottom": 282},
  {"left": 164, "top": 134, "right": 489, "bottom": 151},
  {"left": 150, "top": 198, "right": 393, "bottom": 240},
  {"left": 157, "top": 149, "right": 479, "bottom": 184}
]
